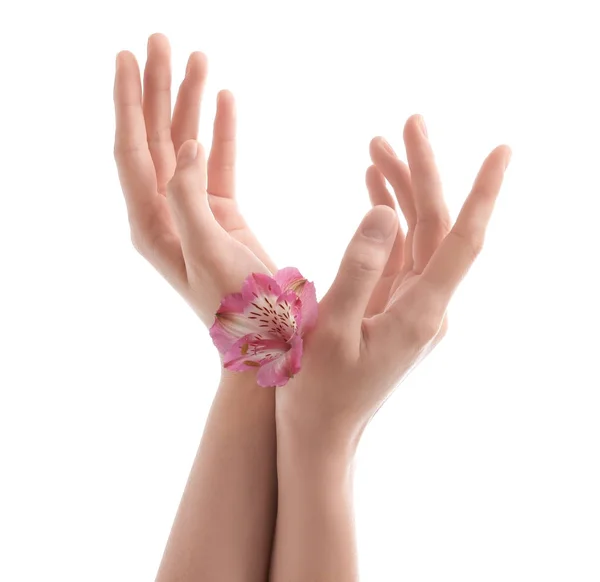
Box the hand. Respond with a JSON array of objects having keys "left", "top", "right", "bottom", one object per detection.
[
  {"left": 277, "top": 114, "right": 512, "bottom": 452},
  {"left": 113, "top": 33, "right": 275, "bottom": 326}
]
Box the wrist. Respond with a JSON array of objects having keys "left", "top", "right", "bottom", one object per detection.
[
  {"left": 275, "top": 407, "right": 360, "bottom": 469},
  {"left": 214, "top": 369, "right": 276, "bottom": 418},
  {"left": 275, "top": 383, "right": 367, "bottom": 462},
  {"left": 277, "top": 424, "right": 356, "bottom": 489},
  {"left": 219, "top": 367, "right": 259, "bottom": 390}
]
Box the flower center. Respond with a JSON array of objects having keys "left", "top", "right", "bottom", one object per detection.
[{"left": 248, "top": 296, "right": 297, "bottom": 341}]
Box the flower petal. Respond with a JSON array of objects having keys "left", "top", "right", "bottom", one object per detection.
[
  {"left": 218, "top": 292, "right": 246, "bottom": 314},
  {"left": 296, "top": 280, "right": 318, "bottom": 333},
  {"left": 223, "top": 333, "right": 289, "bottom": 372},
  {"left": 270, "top": 290, "right": 302, "bottom": 341},
  {"left": 210, "top": 271, "right": 316, "bottom": 365},
  {"left": 274, "top": 267, "right": 305, "bottom": 292},
  {"left": 256, "top": 335, "right": 303, "bottom": 387},
  {"left": 209, "top": 292, "right": 262, "bottom": 353},
  {"left": 241, "top": 273, "right": 282, "bottom": 304},
  {"left": 274, "top": 268, "right": 318, "bottom": 333}
]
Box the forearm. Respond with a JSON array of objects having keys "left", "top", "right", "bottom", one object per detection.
[
  {"left": 269, "top": 423, "right": 359, "bottom": 582},
  {"left": 155, "top": 370, "right": 277, "bottom": 582}
]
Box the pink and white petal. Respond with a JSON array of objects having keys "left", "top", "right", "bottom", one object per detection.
[
  {"left": 224, "top": 358, "right": 264, "bottom": 373},
  {"left": 274, "top": 267, "right": 306, "bottom": 292},
  {"left": 223, "top": 333, "right": 289, "bottom": 372},
  {"left": 216, "top": 292, "right": 246, "bottom": 315},
  {"left": 241, "top": 272, "right": 282, "bottom": 304},
  {"left": 287, "top": 334, "right": 303, "bottom": 371},
  {"left": 256, "top": 335, "right": 303, "bottom": 388},
  {"left": 273, "top": 290, "right": 302, "bottom": 340},
  {"left": 297, "top": 281, "right": 318, "bottom": 333},
  {"left": 209, "top": 311, "right": 264, "bottom": 353},
  {"left": 274, "top": 268, "right": 317, "bottom": 333},
  {"left": 276, "top": 290, "right": 300, "bottom": 306}
]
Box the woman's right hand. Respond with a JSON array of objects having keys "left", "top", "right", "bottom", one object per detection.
[{"left": 276, "top": 114, "right": 512, "bottom": 452}]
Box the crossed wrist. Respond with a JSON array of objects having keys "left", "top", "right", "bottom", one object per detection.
[{"left": 276, "top": 402, "right": 362, "bottom": 464}]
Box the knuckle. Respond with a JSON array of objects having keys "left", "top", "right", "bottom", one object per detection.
[
  {"left": 113, "top": 142, "right": 142, "bottom": 162},
  {"left": 317, "top": 312, "right": 344, "bottom": 341},
  {"left": 449, "top": 229, "right": 484, "bottom": 261},
  {"left": 165, "top": 175, "right": 182, "bottom": 198},
  {"left": 417, "top": 318, "right": 440, "bottom": 343},
  {"left": 344, "top": 253, "right": 381, "bottom": 277},
  {"left": 130, "top": 228, "right": 146, "bottom": 255},
  {"left": 417, "top": 214, "right": 452, "bottom": 233},
  {"left": 128, "top": 211, "right": 161, "bottom": 258},
  {"left": 315, "top": 312, "right": 352, "bottom": 350},
  {"left": 147, "top": 126, "right": 173, "bottom": 148},
  {"left": 403, "top": 313, "right": 440, "bottom": 344}
]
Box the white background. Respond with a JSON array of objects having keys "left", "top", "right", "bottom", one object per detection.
[{"left": 1, "top": 0, "right": 599, "bottom": 580}]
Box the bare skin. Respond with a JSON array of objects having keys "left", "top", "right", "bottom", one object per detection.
[
  {"left": 269, "top": 118, "right": 511, "bottom": 581},
  {"left": 112, "top": 31, "right": 380, "bottom": 581},
  {"left": 113, "top": 33, "right": 278, "bottom": 582},
  {"left": 114, "top": 30, "right": 510, "bottom": 582}
]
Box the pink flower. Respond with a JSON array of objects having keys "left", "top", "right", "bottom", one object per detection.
[{"left": 209, "top": 267, "right": 318, "bottom": 387}]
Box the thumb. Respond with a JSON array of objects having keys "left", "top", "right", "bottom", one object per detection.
[
  {"left": 166, "top": 139, "right": 220, "bottom": 257},
  {"left": 320, "top": 205, "right": 398, "bottom": 328}
]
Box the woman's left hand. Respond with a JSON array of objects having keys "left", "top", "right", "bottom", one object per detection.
[{"left": 113, "top": 33, "right": 275, "bottom": 326}]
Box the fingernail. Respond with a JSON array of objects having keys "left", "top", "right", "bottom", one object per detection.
[
  {"left": 361, "top": 206, "right": 397, "bottom": 241},
  {"left": 116, "top": 52, "right": 121, "bottom": 71},
  {"left": 381, "top": 138, "right": 396, "bottom": 156},
  {"left": 418, "top": 115, "right": 428, "bottom": 138},
  {"left": 504, "top": 149, "right": 512, "bottom": 170},
  {"left": 178, "top": 141, "right": 198, "bottom": 164}
]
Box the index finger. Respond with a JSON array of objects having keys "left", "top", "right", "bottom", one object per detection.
[
  {"left": 113, "top": 51, "right": 158, "bottom": 215},
  {"left": 418, "top": 144, "right": 512, "bottom": 304}
]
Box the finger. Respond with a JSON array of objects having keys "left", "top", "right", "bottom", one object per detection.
[
  {"left": 172, "top": 51, "right": 208, "bottom": 154},
  {"left": 369, "top": 136, "right": 416, "bottom": 227},
  {"left": 370, "top": 137, "right": 416, "bottom": 277},
  {"left": 166, "top": 140, "right": 222, "bottom": 259},
  {"left": 403, "top": 115, "right": 451, "bottom": 272},
  {"left": 366, "top": 164, "right": 395, "bottom": 208},
  {"left": 365, "top": 166, "right": 406, "bottom": 278},
  {"left": 113, "top": 51, "right": 159, "bottom": 215},
  {"left": 365, "top": 165, "right": 406, "bottom": 316},
  {"left": 367, "top": 145, "right": 510, "bottom": 354},
  {"left": 364, "top": 228, "right": 405, "bottom": 317},
  {"left": 418, "top": 144, "right": 512, "bottom": 304},
  {"left": 143, "top": 33, "right": 176, "bottom": 196},
  {"left": 319, "top": 206, "right": 398, "bottom": 330},
  {"left": 114, "top": 51, "right": 186, "bottom": 290},
  {"left": 207, "top": 89, "right": 237, "bottom": 198}
]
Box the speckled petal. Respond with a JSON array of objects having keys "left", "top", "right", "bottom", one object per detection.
[
  {"left": 222, "top": 333, "right": 288, "bottom": 372},
  {"left": 241, "top": 273, "right": 282, "bottom": 304},
  {"left": 256, "top": 335, "right": 303, "bottom": 387},
  {"left": 274, "top": 267, "right": 305, "bottom": 292},
  {"left": 209, "top": 291, "right": 263, "bottom": 352}
]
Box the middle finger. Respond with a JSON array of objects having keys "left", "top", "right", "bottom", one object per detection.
[
  {"left": 143, "top": 33, "right": 177, "bottom": 195},
  {"left": 364, "top": 164, "right": 405, "bottom": 317},
  {"left": 172, "top": 51, "right": 208, "bottom": 155},
  {"left": 403, "top": 114, "right": 451, "bottom": 273}
]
